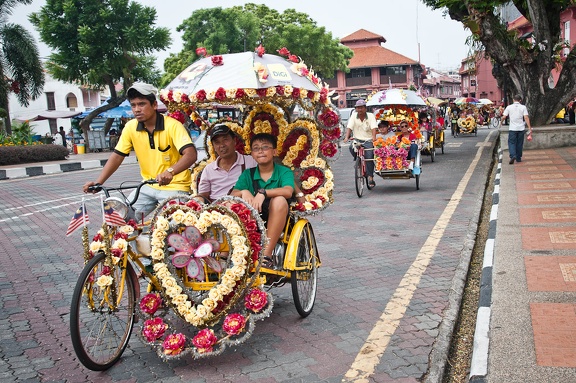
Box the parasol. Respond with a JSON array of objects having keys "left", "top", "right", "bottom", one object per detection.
[
  {"left": 454, "top": 97, "right": 480, "bottom": 105},
  {"left": 478, "top": 98, "right": 494, "bottom": 105},
  {"left": 366, "top": 88, "right": 426, "bottom": 107},
  {"left": 427, "top": 97, "right": 448, "bottom": 107},
  {"left": 161, "top": 51, "right": 326, "bottom": 110}
]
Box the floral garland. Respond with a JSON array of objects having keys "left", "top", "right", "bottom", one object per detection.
[
  {"left": 373, "top": 135, "right": 415, "bottom": 171},
  {"left": 457, "top": 116, "right": 476, "bottom": 132},
  {"left": 279, "top": 119, "right": 319, "bottom": 168},
  {"left": 374, "top": 106, "right": 419, "bottom": 130},
  {"left": 243, "top": 104, "right": 289, "bottom": 153},
  {"left": 136, "top": 196, "right": 273, "bottom": 359},
  {"left": 292, "top": 157, "right": 334, "bottom": 215}
]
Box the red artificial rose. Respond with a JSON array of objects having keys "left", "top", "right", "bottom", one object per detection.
[
  {"left": 215, "top": 87, "right": 227, "bottom": 101},
  {"left": 307, "top": 90, "right": 315, "bottom": 100},
  {"left": 167, "top": 90, "right": 174, "bottom": 102},
  {"left": 319, "top": 110, "right": 339, "bottom": 128},
  {"left": 292, "top": 87, "right": 301, "bottom": 99},
  {"left": 235, "top": 88, "right": 246, "bottom": 99},
  {"left": 111, "top": 248, "right": 123, "bottom": 257},
  {"left": 275, "top": 86, "right": 285, "bottom": 95},
  {"left": 194, "top": 118, "right": 202, "bottom": 127},
  {"left": 211, "top": 55, "right": 224, "bottom": 66},
  {"left": 256, "top": 88, "right": 267, "bottom": 98},
  {"left": 196, "top": 47, "right": 207, "bottom": 57},
  {"left": 288, "top": 54, "right": 299, "bottom": 63},
  {"left": 277, "top": 47, "right": 290, "bottom": 56},
  {"left": 196, "top": 89, "right": 207, "bottom": 101},
  {"left": 168, "top": 110, "right": 187, "bottom": 124},
  {"left": 320, "top": 141, "right": 338, "bottom": 157},
  {"left": 181, "top": 93, "right": 190, "bottom": 103}
]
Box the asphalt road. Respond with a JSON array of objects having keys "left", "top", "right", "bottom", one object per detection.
[{"left": 0, "top": 127, "right": 498, "bottom": 382}]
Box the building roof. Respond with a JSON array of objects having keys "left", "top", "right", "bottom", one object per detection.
[
  {"left": 341, "top": 29, "right": 386, "bottom": 44},
  {"left": 348, "top": 46, "right": 419, "bottom": 68},
  {"left": 507, "top": 15, "right": 530, "bottom": 31}
]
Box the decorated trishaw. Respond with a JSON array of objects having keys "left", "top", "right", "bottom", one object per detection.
[
  {"left": 69, "top": 47, "right": 341, "bottom": 370},
  {"left": 455, "top": 97, "right": 480, "bottom": 136},
  {"left": 364, "top": 89, "right": 424, "bottom": 191}
]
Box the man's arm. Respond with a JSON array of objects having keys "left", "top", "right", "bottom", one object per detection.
[
  {"left": 524, "top": 115, "right": 532, "bottom": 131},
  {"left": 157, "top": 145, "right": 197, "bottom": 186}
]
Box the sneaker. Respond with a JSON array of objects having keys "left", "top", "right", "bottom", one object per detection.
[
  {"left": 509, "top": 157, "right": 515, "bottom": 164},
  {"left": 408, "top": 162, "right": 414, "bottom": 170},
  {"left": 412, "top": 167, "right": 421, "bottom": 175}
]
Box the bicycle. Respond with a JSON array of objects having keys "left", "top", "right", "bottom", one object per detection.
[
  {"left": 351, "top": 139, "right": 375, "bottom": 198},
  {"left": 70, "top": 180, "right": 320, "bottom": 370}
]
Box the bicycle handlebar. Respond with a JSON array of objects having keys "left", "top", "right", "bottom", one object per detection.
[{"left": 88, "top": 179, "right": 157, "bottom": 206}]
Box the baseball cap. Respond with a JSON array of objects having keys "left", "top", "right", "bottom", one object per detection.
[
  {"left": 210, "top": 124, "right": 232, "bottom": 138},
  {"left": 127, "top": 82, "right": 158, "bottom": 97},
  {"left": 355, "top": 99, "right": 367, "bottom": 107}
]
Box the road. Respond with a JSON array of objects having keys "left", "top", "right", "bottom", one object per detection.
[{"left": 0, "top": 127, "right": 498, "bottom": 382}]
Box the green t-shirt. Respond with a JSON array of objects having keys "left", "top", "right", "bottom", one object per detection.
[{"left": 234, "top": 163, "right": 295, "bottom": 195}]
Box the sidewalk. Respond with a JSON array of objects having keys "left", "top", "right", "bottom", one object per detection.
[
  {"left": 473, "top": 147, "right": 576, "bottom": 382},
  {"left": 0, "top": 150, "right": 137, "bottom": 180}
]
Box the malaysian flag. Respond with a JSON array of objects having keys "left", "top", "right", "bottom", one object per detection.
[
  {"left": 66, "top": 202, "right": 89, "bottom": 237},
  {"left": 103, "top": 202, "right": 126, "bottom": 226}
]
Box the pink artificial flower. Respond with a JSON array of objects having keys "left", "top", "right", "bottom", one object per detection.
[
  {"left": 245, "top": 288, "right": 268, "bottom": 312},
  {"left": 215, "top": 87, "right": 227, "bottom": 101},
  {"left": 288, "top": 54, "right": 299, "bottom": 63},
  {"left": 195, "top": 89, "right": 207, "bottom": 102},
  {"left": 168, "top": 110, "right": 187, "bottom": 124},
  {"left": 140, "top": 293, "right": 162, "bottom": 315},
  {"left": 142, "top": 317, "right": 167, "bottom": 342},
  {"left": 196, "top": 47, "right": 207, "bottom": 57},
  {"left": 163, "top": 333, "right": 186, "bottom": 355},
  {"left": 255, "top": 44, "right": 266, "bottom": 57},
  {"left": 222, "top": 313, "right": 247, "bottom": 335},
  {"left": 256, "top": 88, "right": 267, "bottom": 98},
  {"left": 277, "top": 47, "right": 290, "bottom": 56},
  {"left": 192, "top": 328, "right": 218, "bottom": 353}
]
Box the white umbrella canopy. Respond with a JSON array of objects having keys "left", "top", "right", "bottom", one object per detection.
[
  {"left": 478, "top": 98, "right": 494, "bottom": 105},
  {"left": 162, "top": 51, "right": 323, "bottom": 103},
  {"left": 366, "top": 88, "right": 427, "bottom": 107}
]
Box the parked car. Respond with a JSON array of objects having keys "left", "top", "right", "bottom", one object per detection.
[{"left": 339, "top": 108, "right": 354, "bottom": 138}]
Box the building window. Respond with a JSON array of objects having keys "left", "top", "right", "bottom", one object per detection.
[
  {"left": 471, "top": 80, "right": 477, "bottom": 86},
  {"left": 346, "top": 68, "right": 371, "bottom": 78},
  {"left": 66, "top": 93, "right": 78, "bottom": 110},
  {"left": 46, "top": 92, "right": 55, "bottom": 110},
  {"left": 380, "top": 66, "right": 406, "bottom": 76}
]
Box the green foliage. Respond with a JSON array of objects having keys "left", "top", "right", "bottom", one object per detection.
[
  {"left": 4, "top": 121, "right": 36, "bottom": 146},
  {"left": 0, "top": 144, "right": 69, "bottom": 166},
  {"left": 162, "top": 4, "right": 353, "bottom": 86},
  {"left": 29, "top": 0, "right": 170, "bottom": 91}
]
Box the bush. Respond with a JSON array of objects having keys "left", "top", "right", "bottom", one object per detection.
[{"left": 0, "top": 144, "right": 69, "bottom": 165}]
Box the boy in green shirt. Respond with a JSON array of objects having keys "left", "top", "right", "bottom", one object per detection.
[{"left": 232, "top": 133, "right": 294, "bottom": 267}]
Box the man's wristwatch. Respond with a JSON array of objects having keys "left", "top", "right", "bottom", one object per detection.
[
  {"left": 257, "top": 188, "right": 267, "bottom": 197},
  {"left": 167, "top": 167, "right": 174, "bottom": 175}
]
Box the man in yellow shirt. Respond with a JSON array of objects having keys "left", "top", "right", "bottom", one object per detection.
[{"left": 83, "top": 82, "right": 197, "bottom": 218}]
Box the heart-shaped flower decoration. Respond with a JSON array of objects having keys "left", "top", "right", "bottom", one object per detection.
[{"left": 138, "top": 196, "right": 273, "bottom": 359}]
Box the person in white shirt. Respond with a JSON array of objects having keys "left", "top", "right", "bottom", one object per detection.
[
  {"left": 501, "top": 94, "right": 533, "bottom": 164},
  {"left": 343, "top": 99, "right": 378, "bottom": 187}
]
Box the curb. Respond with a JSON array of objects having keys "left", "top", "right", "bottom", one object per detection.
[
  {"left": 0, "top": 156, "right": 138, "bottom": 180},
  {"left": 469, "top": 146, "right": 501, "bottom": 382}
]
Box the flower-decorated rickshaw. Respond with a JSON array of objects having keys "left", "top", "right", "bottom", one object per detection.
[
  {"left": 455, "top": 97, "right": 480, "bottom": 136},
  {"left": 365, "top": 89, "right": 425, "bottom": 191},
  {"left": 69, "top": 46, "right": 341, "bottom": 370}
]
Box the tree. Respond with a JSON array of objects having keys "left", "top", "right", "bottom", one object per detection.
[
  {"left": 1, "top": 0, "right": 44, "bottom": 135},
  {"left": 161, "top": 4, "right": 353, "bottom": 87},
  {"left": 422, "top": 0, "right": 576, "bottom": 125},
  {"left": 29, "top": 0, "right": 170, "bottom": 143}
]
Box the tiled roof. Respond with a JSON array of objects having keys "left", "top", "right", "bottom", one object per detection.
[
  {"left": 349, "top": 46, "right": 419, "bottom": 68},
  {"left": 341, "top": 29, "right": 386, "bottom": 44},
  {"left": 507, "top": 15, "right": 530, "bottom": 30}
]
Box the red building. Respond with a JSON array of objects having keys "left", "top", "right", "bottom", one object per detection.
[
  {"left": 326, "top": 29, "right": 425, "bottom": 108},
  {"left": 459, "top": 52, "right": 501, "bottom": 105}
]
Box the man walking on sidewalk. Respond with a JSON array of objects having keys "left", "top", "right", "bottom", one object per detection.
[{"left": 502, "top": 94, "right": 532, "bottom": 164}]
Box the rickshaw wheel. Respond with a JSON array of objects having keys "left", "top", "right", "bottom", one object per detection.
[
  {"left": 354, "top": 158, "right": 364, "bottom": 198},
  {"left": 441, "top": 141, "right": 445, "bottom": 154},
  {"left": 70, "top": 252, "right": 136, "bottom": 371},
  {"left": 290, "top": 222, "right": 318, "bottom": 317}
]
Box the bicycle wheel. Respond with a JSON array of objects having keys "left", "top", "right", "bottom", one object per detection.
[
  {"left": 70, "top": 252, "right": 136, "bottom": 371},
  {"left": 491, "top": 118, "right": 500, "bottom": 129},
  {"left": 291, "top": 222, "right": 318, "bottom": 317},
  {"left": 354, "top": 158, "right": 364, "bottom": 198}
]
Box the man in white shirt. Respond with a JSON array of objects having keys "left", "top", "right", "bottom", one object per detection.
[
  {"left": 501, "top": 94, "right": 533, "bottom": 164},
  {"left": 343, "top": 99, "right": 378, "bottom": 187}
]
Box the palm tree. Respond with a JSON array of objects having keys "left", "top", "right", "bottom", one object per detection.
[{"left": 0, "top": 0, "right": 44, "bottom": 134}]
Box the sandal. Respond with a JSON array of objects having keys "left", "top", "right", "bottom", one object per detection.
[
  {"left": 368, "top": 179, "right": 376, "bottom": 188},
  {"left": 261, "top": 256, "right": 274, "bottom": 269}
]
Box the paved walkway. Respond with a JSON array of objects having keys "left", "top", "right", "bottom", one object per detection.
[{"left": 3, "top": 146, "right": 576, "bottom": 382}]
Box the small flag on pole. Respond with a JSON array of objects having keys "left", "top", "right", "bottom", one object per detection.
[
  {"left": 66, "top": 202, "right": 89, "bottom": 237},
  {"left": 103, "top": 202, "right": 126, "bottom": 227}
]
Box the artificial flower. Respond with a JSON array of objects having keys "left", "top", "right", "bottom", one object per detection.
[
  {"left": 211, "top": 55, "right": 224, "bottom": 66},
  {"left": 142, "top": 317, "right": 167, "bottom": 342},
  {"left": 245, "top": 288, "right": 268, "bottom": 312},
  {"left": 222, "top": 313, "right": 247, "bottom": 335},
  {"left": 163, "top": 333, "right": 186, "bottom": 355},
  {"left": 192, "top": 329, "right": 218, "bottom": 353},
  {"left": 140, "top": 293, "right": 162, "bottom": 315},
  {"left": 196, "top": 47, "right": 207, "bottom": 57}
]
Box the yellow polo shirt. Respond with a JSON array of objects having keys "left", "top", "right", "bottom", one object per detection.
[{"left": 114, "top": 113, "right": 194, "bottom": 192}]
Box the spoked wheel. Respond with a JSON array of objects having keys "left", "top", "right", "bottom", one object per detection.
[
  {"left": 291, "top": 222, "right": 318, "bottom": 317},
  {"left": 354, "top": 158, "right": 364, "bottom": 198},
  {"left": 70, "top": 252, "right": 136, "bottom": 371},
  {"left": 491, "top": 118, "right": 500, "bottom": 129}
]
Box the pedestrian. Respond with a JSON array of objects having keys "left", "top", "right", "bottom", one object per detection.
[
  {"left": 58, "top": 126, "right": 66, "bottom": 147},
  {"left": 83, "top": 82, "right": 197, "bottom": 219},
  {"left": 501, "top": 94, "right": 532, "bottom": 164}
]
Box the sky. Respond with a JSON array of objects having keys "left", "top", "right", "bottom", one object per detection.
[{"left": 12, "top": 0, "right": 472, "bottom": 73}]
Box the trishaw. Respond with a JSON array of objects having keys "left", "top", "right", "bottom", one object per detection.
[
  {"left": 69, "top": 48, "right": 341, "bottom": 370},
  {"left": 455, "top": 98, "right": 480, "bottom": 136}
]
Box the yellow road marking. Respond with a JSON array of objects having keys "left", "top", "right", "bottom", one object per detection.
[{"left": 343, "top": 131, "right": 495, "bottom": 382}]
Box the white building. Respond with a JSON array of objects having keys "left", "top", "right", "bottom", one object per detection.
[{"left": 9, "top": 71, "right": 102, "bottom": 136}]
